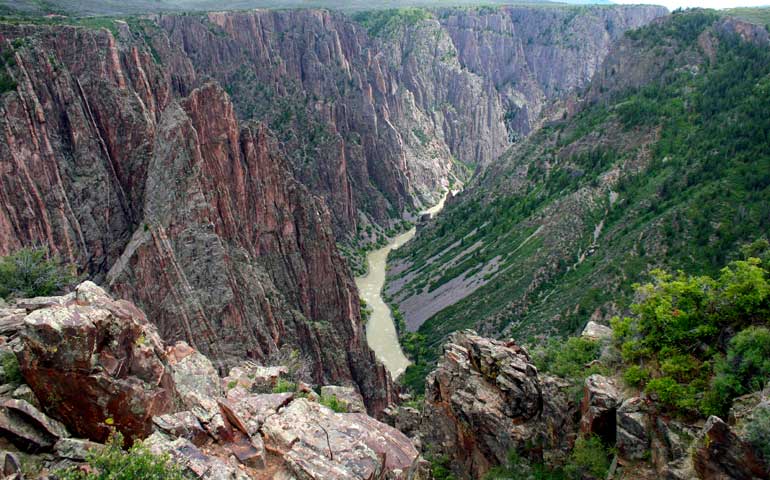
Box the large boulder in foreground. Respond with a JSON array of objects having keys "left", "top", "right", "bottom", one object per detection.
[
  {"left": 262, "top": 398, "right": 424, "bottom": 479},
  {"left": 419, "top": 331, "right": 578, "bottom": 479},
  {"left": 16, "top": 281, "right": 179, "bottom": 443}
]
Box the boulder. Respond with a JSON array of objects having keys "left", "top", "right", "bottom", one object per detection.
[
  {"left": 320, "top": 386, "right": 366, "bottom": 413},
  {"left": 0, "top": 398, "right": 68, "bottom": 452},
  {"left": 615, "top": 397, "right": 649, "bottom": 461},
  {"left": 0, "top": 451, "right": 21, "bottom": 479},
  {"left": 262, "top": 398, "right": 420, "bottom": 479},
  {"left": 693, "top": 416, "right": 769, "bottom": 480},
  {"left": 144, "top": 432, "right": 250, "bottom": 480},
  {"left": 580, "top": 374, "right": 620, "bottom": 443},
  {"left": 153, "top": 411, "right": 210, "bottom": 446},
  {"left": 418, "top": 331, "right": 577, "bottom": 478},
  {"left": 222, "top": 364, "right": 287, "bottom": 393},
  {"left": 581, "top": 321, "right": 613, "bottom": 341},
  {"left": 223, "top": 387, "right": 294, "bottom": 436},
  {"left": 16, "top": 281, "right": 179, "bottom": 443},
  {"left": 54, "top": 438, "right": 104, "bottom": 461},
  {"left": 166, "top": 341, "right": 222, "bottom": 405}
]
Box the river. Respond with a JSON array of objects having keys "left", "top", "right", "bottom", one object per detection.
[{"left": 355, "top": 192, "right": 449, "bottom": 378}]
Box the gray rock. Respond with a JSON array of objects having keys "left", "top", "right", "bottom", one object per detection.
[
  {"left": 54, "top": 438, "right": 104, "bottom": 461},
  {"left": 144, "top": 432, "right": 250, "bottom": 480},
  {"left": 320, "top": 386, "right": 366, "bottom": 413},
  {"left": 581, "top": 321, "right": 613, "bottom": 341}
]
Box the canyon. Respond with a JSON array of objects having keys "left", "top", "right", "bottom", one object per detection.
[
  {"left": 4, "top": 4, "right": 768, "bottom": 480},
  {"left": 0, "top": 4, "right": 663, "bottom": 414}
]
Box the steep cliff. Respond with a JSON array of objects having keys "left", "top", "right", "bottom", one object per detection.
[
  {"left": 389, "top": 12, "right": 770, "bottom": 386},
  {"left": 153, "top": 5, "right": 665, "bottom": 237},
  {"left": 0, "top": 22, "right": 392, "bottom": 412}
]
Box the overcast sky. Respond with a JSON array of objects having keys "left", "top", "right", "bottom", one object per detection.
[{"left": 613, "top": 0, "right": 769, "bottom": 10}]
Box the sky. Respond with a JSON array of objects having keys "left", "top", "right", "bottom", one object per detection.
[{"left": 613, "top": 0, "right": 769, "bottom": 9}]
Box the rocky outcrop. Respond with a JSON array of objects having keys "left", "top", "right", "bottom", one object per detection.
[
  {"left": 580, "top": 374, "right": 620, "bottom": 443},
  {"left": 16, "top": 281, "right": 179, "bottom": 444},
  {"left": 2, "top": 287, "right": 424, "bottom": 479},
  {"left": 693, "top": 416, "right": 769, "bottom": 480},
  {"left": 0, "top": 24, "right": 392, "bottom": 413},
  {"left": 417, "top": 331, "right": 577, "bottom": 479}
]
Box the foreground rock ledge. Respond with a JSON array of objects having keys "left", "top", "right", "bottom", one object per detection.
[{"left": 5, "top": 282, "right": 425, "bottom": 479}]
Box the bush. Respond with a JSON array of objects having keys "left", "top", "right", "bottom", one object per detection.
[
  {"left": 1, "top": 351, "right": 22, "bottom": 385},
  {"left": 483, "top": 450, "right": 565, "bottom": 480},
  {"left": 564, "top": 435, "right": 610, "bottom": 480},
  {"left": 429, "top": 454, "right": 457, "bottom": 480},
  {"left": 320, "top": 394, "right": 348, "bottom": 413},
  {"left": 704, "top": 326, "right": 770, "bottom": 415},
  {"left": 615, "top": 258, "right": 770, "bottom": 417},
  {"left": 532, "top": 337, "right": 605, "bottom": 400},
  {"left": 622, "top": 365, "right": 650, "bottom": 388},
  {"left": 56, "top": 431, "right": 187, "bottom": 479},
  {"left": 272, "top": 378, "right": 296, "bottom": 393},
  {"left": 745, "top": 405, "right": 770, "bottom": 464},
  {"left": 0, "top": 247, "right": 76, "bottom": 300}
]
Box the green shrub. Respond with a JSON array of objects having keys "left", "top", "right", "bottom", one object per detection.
[
  {"left": 564, "top": 435, "right": 610, "bottom": 480},
  {"left": 704, "top": 326, "right": 770, "bottom": 415},
  {"left": 1, "top": 351, "right": 22, "bottom": 385},
  {"left": 483, "top": 449, "right": 565, "bottom": 480},
  {"left": 429, "top": 454, "right": 457, "bottom": 480},
  {"left": 56, "top": 431, "right": 187, "bottom": 479},
  {"left": 272, "top": 378, "right": 296, "bottom": 393},
  {"left": 532, "top": 337, "right": 605, "bottom": 400},
  {"left": 0, "top": 247, "right": 76, "bottom": 300},
  {"left": 622, "top": 365, "right": 650, "bottom": 388},
  {"left": 745, "top": 405, "right": 770, "bottom": 464},
  {"left": 615, "top": 258, "right": 770, "bottom": 417},
  {"left": 320, "top": 394, "right": 348, "bottom": 413}
]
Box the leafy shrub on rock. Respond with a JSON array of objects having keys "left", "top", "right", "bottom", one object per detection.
[
  {"left": 613, "top": 257, "right": 770, "bottom": 417},
  {"left": 0, "top": 247, "right": 76, "bottom": 300},
  {"left": 745, "top": 404, "right": 770, "bottom": 464},
  {"left": 57, "top": 431, "right": 187, "bottom": 480}
]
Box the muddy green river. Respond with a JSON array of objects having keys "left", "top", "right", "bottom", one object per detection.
[{"left": 355, "top": 193, "right": 448, "bottom": 378}]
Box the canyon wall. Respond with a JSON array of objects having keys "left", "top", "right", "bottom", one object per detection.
[{"left": 0, "top": 23, "right": 392, "bottom": 412}]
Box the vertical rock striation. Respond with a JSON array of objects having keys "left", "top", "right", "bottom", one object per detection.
[{"left": 0, "top": 23, "right": 392, "bottom": 413}]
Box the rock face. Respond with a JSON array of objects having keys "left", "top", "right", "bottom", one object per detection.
[
  {"left": 4, "top": 287, "right": 424, "bottom": 479},
  {"left": 0, "top": 23, "right": 392, "bottom": 413},
  {"left": 154, "top": 6, "right": 665, "bottom": 235},
  {"left": 418, "top": 331, "right": 577, "bottom": 479},
  {"left": 16, "top": 281, "right": 179, "bottom": 443},
  {"left": 438, "top": 5, "right": 667, "bottom": 136},
  {"left": 693, "top": 416, "right": 769, "bottom": 480}
]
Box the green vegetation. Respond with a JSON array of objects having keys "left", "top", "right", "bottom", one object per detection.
[
  {"left": 320, "top": 394, "right": 348, "bottom": 413},
  {"left": 531, "top": 337, "right": 605, "bottom": 400},
  {"left": 272, "top": 377, "right": 297, "bottom": 393},
  {"left": 429, "top": 454, "right": 457, "bottom": 480},
  {"left": 724, "top": 7, "right": 770, "bottom": 28},
  {"left": 746, "top": 404, "right": 770, "bottom": 464},
  {"left": 56, "top": 431, "right": 188, "bottom": 480},
  {"left": 563, "top": 436, "right": 610, "bottom": 480},
  {"left": 396, "top": 10, "right": 770, "bottom": 394},
  {"left": 613, "top": 253, "right": 770, "bottom": 417},
  {"left": 483, "top": 450, "right": 564, "bottom": 480},
  {"left": 0, "top": 247, "right": 76, "bottom": 300},
  {"left": 0, "top": 45, "right": 17, "bottom": 94},
  {"left": 1, "top": 351, "right": 22, "bottom": 385},
  {"left": 353, "top": 8, "right": 432, "bottom": 38}
]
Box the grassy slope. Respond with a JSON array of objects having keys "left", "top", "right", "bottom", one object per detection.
[{"left": 395, "top": 10, "right": 770, "bottom": 390}]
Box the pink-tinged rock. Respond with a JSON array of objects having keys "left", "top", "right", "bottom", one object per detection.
[
  {"left": 262, "top": 398, "right": 420, "bottom": 479},
  {"left": 153, "top": 411, "right": 210, "bottom": 447},
  {"left": 0, "top": 398, "right": 68, "bottom": 452},
  {"left": 144, "top": 432, "right": 250, "bottom": 480},
  {"left": 320, "top": 386, "right": 366, "bottom": 413},
  {"left": 222, "top": 388, "right": 293, "bottom": 437},
  {"left": 166, "top": 341, "right": 222, "bottom": 402},
  {"left": 16, "top": 282, "right": 179, "bottom": 444}
]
